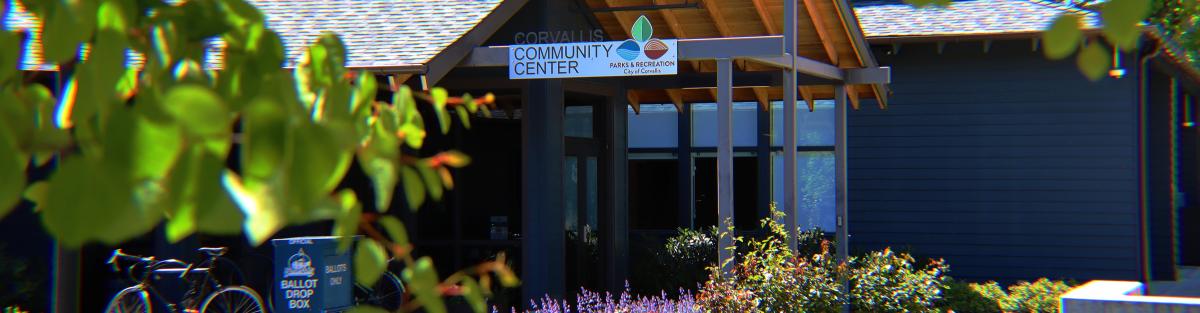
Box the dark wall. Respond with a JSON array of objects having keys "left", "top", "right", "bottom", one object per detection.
[{"left": 848, "top": 40, "right": 1142, "bottom": 282}]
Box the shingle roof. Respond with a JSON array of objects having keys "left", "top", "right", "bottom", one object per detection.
[
  {"left": 5, "top": 0, "right": 505, "bottom": 71},
  {"left": 851, "top": 0, "right": 1102, "bottom": 39}
]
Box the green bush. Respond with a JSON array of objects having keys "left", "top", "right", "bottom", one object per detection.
[
  {"left": 848, "top": 248, "right": 948, "bottom": 312},
  {"left": 937, "top": 279, "right": 1002, "bottom": 313},
  {"left": 1002, "top": 278, "right": 1073, "bottom": 313},
  {"left": 696, "top": 206, "right": 947, "bottom": 313},
  {"left": 659, "top": 227, "right": 718, "bottom": 290},
  {"left": 937, "top": 279, "right": 1074, "bottom": 313}
]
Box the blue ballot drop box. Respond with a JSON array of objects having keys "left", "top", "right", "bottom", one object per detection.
[{"left": 273, "top": 236, "right": 355, "bottom": 312}]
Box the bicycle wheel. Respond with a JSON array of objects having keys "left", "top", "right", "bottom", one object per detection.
[
  {"left": 199, "top": 286, "right": 266, "bottom": 313},
  {"left": 356, "top": 272, "right": 405, "bottom": 311},
  {"left": 104, "top": 286, "right": 151, "bottom": 313}
]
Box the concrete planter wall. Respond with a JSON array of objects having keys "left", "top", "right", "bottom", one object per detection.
[{"left": 1060, "top": 281, "right": 1200, "bottom": 312}]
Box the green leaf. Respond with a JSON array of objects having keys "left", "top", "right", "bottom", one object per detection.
[
  {"left": 402, "top": 257, "right": 446, "bottom": 313},
  {"left": 217, "top": 0, "right": 264, "bottom": 28},
  {"left": 222, "top": 171, "right": 285, "bottom": 246},
  {"left": 132, "top": 112, "right": 184, "bottom": 180},
  {"left": 461, "top": 276, "right": 487, "bottom": 313},
  {"left": 400, "top": 123, "right": 425, "bottom": 150},
  {"left": 432, "top": 88, "right": 450, "bottom": 134},
  {"left": 333, "top": 190, "right": 361, "bottom": 253},
  {"left": 241, "top": 97, "right": 289, "bottom": 186},
  {"left": 378, "top": 216, "right": 409, "bottom": 248},
  {"left": 359, "top": 121, "right": 399, "bottom": 211},
  {"left": 1101, "top": 0, "right": 1151, "bottom": 51},
  {"left": 1043, "top": 14, "right": 1084, "bottom": 60},
  {"left": 41, "top": 3, "right": 87, "bottom": 63},
  {"left": 354, "top": 238, "right": 388, "bottom": 286},
  {"left": 289, "top": 123, "right": 353, "bottom": 210},
  {"left": 352, "top": 72, "right": 376, "bottom": 111},
  {"left": 455, "top": 106, "right": 471, "bottom": 129},
  {"left": 631, "top": 15, "right": 653, "bottom": 43},
  {"left": 0, "top": 30, "right": 26, "bottom": 84},
  {"left": 416, "top": 163, "right": 442, "bottom": 202},
  {"left": 22, "top": 181, "right": 47, "bottom": 206},
  {"left": 97, "top": 1, "right": 128, "bottom": 32},
  {"left": 1076, "top": 42, "right": 1110, "bottom": 81},
  {"left": 399, "top": 165, "right": 425, "bottom": 211},
  {"left": 165, "top": 147, "right": 243, "bottom": 242},
  {"left": 0, "top": 122, "right": 24, "bottom": 219},
  {"left": 40, "top": 158, "right": 115, "bottom": 247},
  {"left": 163, "top": 85, "right": 230, "bottom": 138}
]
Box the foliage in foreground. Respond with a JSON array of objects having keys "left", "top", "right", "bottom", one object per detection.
[{"left": 0, "top": 0, "right": 513, "bottom": 312}]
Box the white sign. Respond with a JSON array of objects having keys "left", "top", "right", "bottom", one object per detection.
[{"left": 508, "top": 39, "right": 678, "bottom": 79}]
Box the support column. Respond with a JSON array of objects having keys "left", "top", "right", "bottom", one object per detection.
[
  {"left": 782, "top": 0, "right": 799, "bottom": 250},
  {"left": 603, "top": 86, "right": 629, "bottom": 292},
  {"left": 678, "top": 103, "right": 695, "bottom": 229},
  {"left": 717, "top": 58, "right": 735, "bottom": 275},
  {"left": 522, "top": 79, "right": 565, "bottom": 302},
  {"left": 835, "top": 84, "right": 849, "bottom": 313},
  {"left": 757, "top": 102, "right": 772, "bottom": 224}
]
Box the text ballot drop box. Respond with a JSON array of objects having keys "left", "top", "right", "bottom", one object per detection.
[{"left": 273, "top": 236, "right": 355, "bottom": 312}]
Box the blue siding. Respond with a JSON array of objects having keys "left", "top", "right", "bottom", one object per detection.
[{"left": 848, "top": 40, "right": 1142, "bottom": 282}]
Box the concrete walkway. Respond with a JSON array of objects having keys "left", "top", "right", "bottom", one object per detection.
[{"left": 1150, "top": 267, "right": 1200, "bottom": 297}]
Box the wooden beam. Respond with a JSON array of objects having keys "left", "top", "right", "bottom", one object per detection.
[
  {"left": 799, "top": 85, "right": 816, "bottom": 112},
  {"left": 801, "top": 0, "right": 840, "bottom": 65},
  {"left": 753, "top": 87, "right": 770, "bottom": 111},
  {"left": 666, "top": 89, "right": 686, "bottom": 113},
  {"left": 845, "top": 85, "right": 860, "bottom": 110},
  {"left": 702, "top": 0, "right": 771, "bottom": 107},
  {"left": 628, "top": 90, "right": 641, "bottom": 114},
  {"left": 750, "top": 0, "right": 778, "bottom": 35},
  {"left": 653, "top": 0, "right": 704, "bottom": 72}
]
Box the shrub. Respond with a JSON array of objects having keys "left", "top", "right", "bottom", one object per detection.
[
  {"left": 848, "top": 248, "right": 948, "bottom": 313},
  {"left": 696, "top": 206, "right": 947, "bottom": 313},
  {"left": 1002, "top": 278, "right": 1073, "bottom": 313},
  {"left": 937, "top": 279, "right": 1074, "bottom": 313},
  {"left": 658, "top": 227, "right": 717, "bottom": 290},
  {"left": 937, "top": 279, "right": 1002, "bottom": 313}
]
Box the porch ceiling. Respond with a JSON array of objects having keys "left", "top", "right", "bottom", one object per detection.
[{"left": 584, "top": 0, "right": 886, "bottom": 108}]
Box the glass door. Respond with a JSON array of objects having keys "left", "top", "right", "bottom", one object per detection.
[{"left": 564, "top": 97, "right": 602, "bottom": 294}]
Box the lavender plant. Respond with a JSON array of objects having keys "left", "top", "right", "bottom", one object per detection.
[{"left": 495, "top": 283, "right": 701, "bottom": 313}]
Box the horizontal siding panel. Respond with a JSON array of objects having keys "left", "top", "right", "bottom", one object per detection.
[
  {"left": 848, "top": 135, "right": 1134, "bottom": 148},
  {"left": 850, "top": 147, "right": 1134, "bottom": 159},
  {"left": 850, "top": 190, "right": 1132, "bottom": 203},
  {"left": 851, "top": 179, "right": 1131, "bottom": 191},
  {"left": 852, "top": 124, "right": 1130, "bottom": 137},
  {"left": 851, "top": 233, "right": 1137, "bottom": 248},
  {"left": 849, "top": 200, "right": 1134, "bottom": 214},
  {"left": 850, "top": 157, "right": 1134, "bottom": 170},
  {"left": 849, "top": 168, "right": 1133, "bottom": 180},
  {"left": 852, "top": 243, "right": 1135, "bottom": 260},
  {"left": 851, "top": 221, "right": 1137, "bottom": 236},
  {"left": 854, "top": 211, "right": 1137, "bottom": 226},
  {"left": 848, "top": 42, "right": 1138, "bottom": 282},
  {"left": 850, "top": 112, "right": 1129, "bottom": 126}
]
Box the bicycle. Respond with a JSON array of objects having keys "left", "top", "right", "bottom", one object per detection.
[{"left": 104, "top": 247, "right": 267, "bottom": 313}]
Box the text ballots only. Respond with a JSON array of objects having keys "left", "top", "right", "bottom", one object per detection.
[
  {"left": 273, "top": 236, "right": 355, "bottom": 312},
  {"left": 508, "top": 39, "right": 677, "bottom": 79}
]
